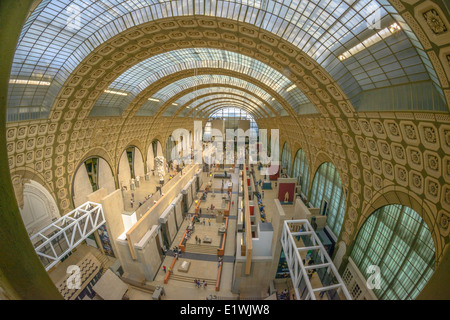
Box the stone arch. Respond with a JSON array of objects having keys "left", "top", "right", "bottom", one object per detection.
[
  {"left": 9, "top": 168, "right": 56, "bottom": 207},
  {"left": 117, "top": 144, "right": 146, "bottom": 190},
  {"left": 310, "top": 151, "right": 344, "bottom": 190},
  {"left": 348, "top": 202, "right": 437, "bottom": 300},
  {"left": 70, "top": 147, "right": 116, "bottom": 187},
  {"left": 48, "top": 17, "right": 357, "bottom": 134},
  {"left": 17, "top": 179, "right": 60, "bottom": 237},
  {"left": 357, "top": 186, "right": 443, "bottom": 263},
  {"left": 71, "top": 153, "right": 117, "bottom": 208},
  {"left": 146, "top": 139, "right": 163, "bottom": 173},
  {"left": 291, "top": 147, "right": 312, "bottom": 197},
  {"left": 309, "top": 159, "right": 348, "bottom": 239}
]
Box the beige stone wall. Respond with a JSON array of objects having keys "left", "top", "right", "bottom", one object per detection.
[
  {"left": 232, "top": 259, "right": 273, "bottom": 297},
  {"left": 258, "top": 111, "right": 450, "bottom": 266}
]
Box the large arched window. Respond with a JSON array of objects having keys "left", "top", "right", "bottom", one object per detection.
[
  {"left": 73, "top": 157, "right": 116, "bottom": 207},
  {"left": 281, "top": 142, "right": 291, "bottom": 177},
  {"left": 209, "top": 107, "right": 259, "bottom": 134},
  {"left": 309, "top": 162, "right": 345, "bottom": 238},
  {"left": 350, "top": 204, "right": 435, "bottom": 300},
  {"left": 164, "top": 136, "right": 176, "bottom": 162},
  {"left": 292, "top": 149, "right": 310, "bottom": 197}
]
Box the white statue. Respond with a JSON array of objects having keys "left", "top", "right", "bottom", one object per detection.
[{"left": 154, "top": 156, "right": 165, "bottom": 180}]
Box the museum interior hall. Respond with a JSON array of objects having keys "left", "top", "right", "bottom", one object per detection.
[{"left": 0, "top": 0, "right": 449, "bottom": 301}]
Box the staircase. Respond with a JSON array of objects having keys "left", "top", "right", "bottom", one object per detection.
[
  {"left": 185, "top": 243, "right": 218, "bottom": 255},
  {"left": 169, "top": 273, "right": 216, "bottom": 286},
  {"left": 93, "top": 251, "right": 115, "bottom": 276}
]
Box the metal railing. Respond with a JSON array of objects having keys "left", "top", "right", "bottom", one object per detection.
[
  {"left": 30, "top": 202, "right": 105, "bottom": 271},
  {"left": 281, "top": 219, "right": 352, "bottom": 300}
]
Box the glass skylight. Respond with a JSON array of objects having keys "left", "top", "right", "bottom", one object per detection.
[
  {"left": 92, "top": 48, "right": 307, "bottom": 117},
  {"left": 133, "top": 74, "right": 296, "bottom": 117},
  {"left": 8, "top": 0, "right": 442, "bottom": 121}
]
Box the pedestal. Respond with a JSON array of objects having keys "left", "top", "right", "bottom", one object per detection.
[
  {"left": 178, "top": 261, "right": 191, "bottom": 273},
  {"left": 130, "top": 183, "right": 135, "bottom": 191}
]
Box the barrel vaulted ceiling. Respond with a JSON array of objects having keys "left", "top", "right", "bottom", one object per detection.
[
  {"left": 7, "top": 0, "right": 450, "bottom": 122},
  {"left": 4, "top": 0, "right": 450, "bottom": 270}
]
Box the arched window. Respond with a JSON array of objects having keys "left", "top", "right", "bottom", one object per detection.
[
  {"left": 165, "top": 136, "right": 176, "bottom": 162},
  {"left": 309, "top": 162, "right": 345, "bottom": 238},
  {"left": 126, "top": 147, "right": 135, "bottom": 179},
  {"left": 84, "top": 158, "right": 99, "bottom": 191},
  {"left": 209, "top": 107, "right": 258, "bottom": 134},
  {"left": 292, "top": 149, "right": 310, "bottom": 197},
  {"left": 350, "top": 204, "right": 435, "bottom": 300},
  {"left": 281, "top": 143, "right": 291, "bottom": 177}
]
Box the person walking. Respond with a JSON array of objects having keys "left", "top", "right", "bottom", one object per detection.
[
  {"left": 203, "top": 280, "right": 207, "bottom": 289},
  {"left": 208, "top": 218, "right": 211, "bottom": 226},
  {"left": 162, "top": 265, "right": 166, "bottom": 273}
]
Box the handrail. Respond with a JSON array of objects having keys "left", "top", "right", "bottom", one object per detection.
[
  {"left": 216, "top": 263, "right": 223, "bottom": 291},
  {"left": 30, "top": 202, "right": 105, "bottom": 271},
  {"left": 164, "top": 257, "right": 178, "bottom": 284},
  {"left": 178, "top": 214, "right": 197, "bottom": 252}
]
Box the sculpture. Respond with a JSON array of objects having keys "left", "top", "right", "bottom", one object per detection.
[
  {"left": 154, "top": 156, "right": 165, "bottom": 180},
  {"left": 284, "top": 191, "right": 289, "bottom": 202}
]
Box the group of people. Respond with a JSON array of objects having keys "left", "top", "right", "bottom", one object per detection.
[
  {"left": 256, "top": 192, "right": 267, "bottom": 222},
  {"left": 194, "top": 279, "right": 208, "bottom": 289},
  {"left": 279, "top": 289, "right": 291, "bottom": 300},
  {"left": 172, "top": 246, "right": 182, "bottom": 259},
  {"left": 185, "top": 229, "right": 194, "bottom": 241},
  {"left": 201, "top": 218, "right": 212, "bottom": 226},
  {"left": 128, "top": 192, "right": 153, "bottom": 209},
  {"left": 194, "top": 235, "right": 202, "bottom": 244}
]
